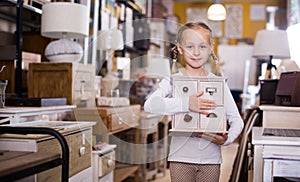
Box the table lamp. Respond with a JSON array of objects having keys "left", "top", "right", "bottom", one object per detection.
[
  {"left": 98, "top": 29, "right": 124, "bottom": 94},
  {"left": 207, "top": 0, "right": 226, "bottom": 21},
  {"left": 41, "top": 2, "right": 89, "bottom": 62},
  {"left": 253, "top": 30, "right": 290, "bottom": 79}
]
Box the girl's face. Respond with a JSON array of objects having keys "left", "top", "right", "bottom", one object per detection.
[{"left": 178, "top": 28, "right": 213, "bottom": 69}]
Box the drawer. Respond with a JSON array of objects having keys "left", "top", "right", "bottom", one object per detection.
[
  {"left": 37, "top": 129, "right": 92, "bottom": 181},
  {"left": 108, "top": 111, "right": 139, "bottom": 131},
  {"left": 140, "top": 115, "right": 163, "bottom": 129},
  {"left": 173, "top": 112, "right": 198, "bottom": 129},
  {"left": 198, "top": 81, "right": 224, "bottom": 105},
  {"left": 200, "top": 106, "right": 226, "bottom": 132},
  {"left": 73, "top": 70, "right": 95, "bottom": 91},
  {"left": 98, "top": 151, "right": 115, "bottom": 177},
  {"left": 173, "top": 80, "right": 197, "bottom": 98},
  {"left": 98, "top": 105, "right": 141, "bottom": 132}
]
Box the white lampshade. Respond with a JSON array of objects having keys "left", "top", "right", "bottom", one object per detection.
[
  {"left": 253, "top": 30, "right": 290, "bottom": 60},
  {"left": 41, "top": 2, "right": 89, "bottom": 39},
  {"left": 98, "top": 29, "right": 124, "bottom": 51},
  {"left": 207, "top": 3, "right": 226, "bottom": 21}
]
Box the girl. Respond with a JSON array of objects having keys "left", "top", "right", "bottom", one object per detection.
[{"left": 144, "top": 21, "right": 244, "bottom": 182}]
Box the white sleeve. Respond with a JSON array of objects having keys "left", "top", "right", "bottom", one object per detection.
[
  {"left": 222, "top": 84, "right": 244, "bottom": 146},
  {"left": 144, "top": 79, "right": 189, "bottom": 115}
]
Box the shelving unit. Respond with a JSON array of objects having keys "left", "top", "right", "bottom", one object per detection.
[
  {"left": 109, "top": 118, "right": 141, "bottom": 182},
  {"left": 0, "top": 0, "right": 42, "bottom": 97}
]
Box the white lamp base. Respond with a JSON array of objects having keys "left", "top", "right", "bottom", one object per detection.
[
  {"left": 45, "top": 38, "right": 83, "bottom": 62},
  {"left": 46, "top": 54, "right": 83, "bottom": 63}
]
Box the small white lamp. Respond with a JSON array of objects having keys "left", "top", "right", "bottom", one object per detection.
[
  {"left": 253, "top": 30, "right": 290, "bottom": 79},
  {"left": 207, "top": 0, "right": 226, "bottom": 21},
  {"left": 98, "top": 29, "right": 124, "bottom": 93},
  {"left": 41, "top": 2, "right": 89, "bottom": 62}
]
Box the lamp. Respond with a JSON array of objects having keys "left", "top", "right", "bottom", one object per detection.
[
  {"left": 98, "top": 29, "right": 124, "bottom": 93},
  {"left": 253, "top": 30, "right": 290, "bottom": 79},
  {"left": 207, "top": 0, "right": 226, "bottom": 21},
  {"left": 41, "top": 2, "right": 89, "bottom": 62}
]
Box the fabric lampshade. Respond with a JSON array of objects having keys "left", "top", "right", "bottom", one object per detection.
[
  {"left": 253, "top": 30, "right": 290, "bottom": 60},
  {"left": 41, "top": 2, "right": 89, "bottom": 39}
]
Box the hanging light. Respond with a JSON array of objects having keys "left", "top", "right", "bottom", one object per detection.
[{"left": 207, "top": 0, "right": 226, "bottom": 21}]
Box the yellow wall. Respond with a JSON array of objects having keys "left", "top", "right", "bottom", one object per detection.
[{"left": 174, "top": 0, "right": 287, "bottom": 42}]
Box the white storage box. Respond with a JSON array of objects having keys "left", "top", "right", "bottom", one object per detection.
[{"left": 170, "top": 75, "right": 227, "bottom": 134}]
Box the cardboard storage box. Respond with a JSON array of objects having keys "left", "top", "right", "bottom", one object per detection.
[
  {"left": 170, "top": 75, "right": 227, "bottom": 134},
  {"left": 28, "top": 62, "right": 95, "bottom": 107}
]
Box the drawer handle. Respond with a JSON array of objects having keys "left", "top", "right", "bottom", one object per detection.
[
  {"left": 118, "top": 117, "right": 123, "bottom": 124},
  {"left": 80, "top": 80, "right": 88, "bottom": 101},
  {"left": 79, "top": 146, "right": 86, "bottom": 156},
  {"left": 184, "top": 113, "right": 193, "bottom": 122},
  {"left": 207, "top": 112, "right": 218, "bottom": 118},
  {"left": 206, "top": 87, "right": 217, "bottom": 96},
  {"left": 131, "top": 114, "right": 136, "bottom": 120},
  {"left": 107, "top": 159, "right": 113, "bottom": 167}
]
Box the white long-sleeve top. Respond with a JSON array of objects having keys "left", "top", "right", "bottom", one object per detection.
[{"left": 144, "top": 71, "right": 244, "bottom": 164}]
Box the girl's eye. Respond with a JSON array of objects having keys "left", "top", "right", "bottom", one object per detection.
[
  {"left": 200, "top": 45, "right": 207, "bottom": 49},
  {"left": 186, "top": 45, "right": 193, "bottom": 49}
]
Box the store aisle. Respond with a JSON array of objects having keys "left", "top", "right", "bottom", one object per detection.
[{"left": 152, "top": 142, "right": 239, "bottom": 182}]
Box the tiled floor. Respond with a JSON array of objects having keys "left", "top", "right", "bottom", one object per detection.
[{"left": 152, "top": 142, "right": 239, "bottom": 182}]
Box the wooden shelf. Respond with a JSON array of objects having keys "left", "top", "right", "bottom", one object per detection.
[
  {"left": 0, "top": 151, "right": 62, "bottom": 181},
  {"left": 114, "top": 163, "right": 139, "bottom": 182},
  {"left": 110, "top": 123, "right": 139, "bottom": 135}
]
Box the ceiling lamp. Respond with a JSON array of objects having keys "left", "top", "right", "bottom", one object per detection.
[{"left": 207, "top": 0, "right": 226, "bottom": 21}]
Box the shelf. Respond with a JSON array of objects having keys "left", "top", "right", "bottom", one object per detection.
[
  {"left": 0, "top": 151, "right": 62, "bottom": 181},
  {"left": 110, "top": 123, "right": 139, "bottom": 135},
  {"left": 0, "top": 0, "right": 42, "bottom": 29},
  {"left": 7, "top": 0, "right": 42, "bottom": 14},
  {"left": 114, "top": 163, "right": 139, "bottom": 182}
]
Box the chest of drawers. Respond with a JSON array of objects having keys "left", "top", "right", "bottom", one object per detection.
[
  {"left": 0, "top": 121, "right": 95, "bottom": 182},
  {"left": 171, "top": 75, "right": 227, "bottom": 134}
]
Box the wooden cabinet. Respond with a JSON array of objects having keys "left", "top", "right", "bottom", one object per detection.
[
  {"left": 74, "top": 105, "right": 141, "bottom": 182},
  {"left": 0, "top": 121, "right": 95, "bottom": 182},
  {"left": 92, "top": 145, "right": 116, "bottom": 182},
  {"left": 28, "top": 62, "right": 96, "bottom": 108}
]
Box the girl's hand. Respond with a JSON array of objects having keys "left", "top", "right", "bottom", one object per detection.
[
  {"left": 197, "top": 132, "right": 228, "bottom": 145},
  {"left": 189, "top": 91, "right": 216, "bottom": 115}
]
